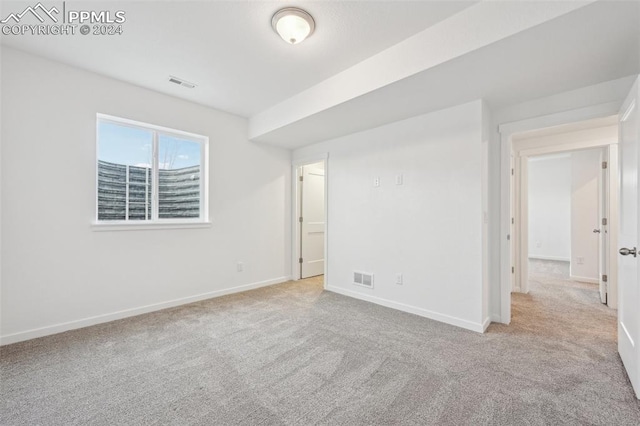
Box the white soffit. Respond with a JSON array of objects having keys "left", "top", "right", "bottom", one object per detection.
[{"left": 248, "top": 0, "right": 640, "bottom": 148}]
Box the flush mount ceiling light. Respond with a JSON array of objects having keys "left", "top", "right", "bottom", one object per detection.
[{"left": 271, "top": 7, "right": 315, "bottom": 45}]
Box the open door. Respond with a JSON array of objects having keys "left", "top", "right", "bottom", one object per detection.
[
  {"left": 598, "top": 148, "right": 609, "bottom": 304},
  {"left": 300, "top": 161, "right": 325, "bottom": 278},
  {"left": 618, "top": 76, "right": 640, "bottom": 398},
  {"left": 510, "top": 154, "right": 515, "bottom": 293}
]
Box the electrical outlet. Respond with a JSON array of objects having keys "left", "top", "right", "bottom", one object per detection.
[
  {"left": 237, "top": 262, "right": 244, "bottom": 272},
  {"left": 576, "top": 257, "right": 584, "bottom": 265},
  {"left": 373, "top": 177, "right": 380, "bottom": 187},
  {"left": 536, "top": 241, "right": 542, "bottom": 248},
  {"left": 396, "top": 273, "right": 403, "bottom": 285},
  {"left": 395, "top": 174, "right": 403, "bottom": 185}
]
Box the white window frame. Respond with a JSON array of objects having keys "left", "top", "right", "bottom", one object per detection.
[{"left": 93, "top": 113, "right": 210, "bottom": 231}]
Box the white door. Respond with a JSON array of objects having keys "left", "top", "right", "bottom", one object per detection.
[
  {"left": 618, "top": 77, "right": 640, "bottom": 398},
  {"left": 300, "top": 162, "right": 325, "bottom": 278},
  {"left": 598, "top": 148, "right": 608, "bottom": 304}
]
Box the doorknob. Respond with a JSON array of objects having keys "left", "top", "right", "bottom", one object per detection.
[
  {"left": 593, "top": 229, "right": 601, "bottom": 233},
  {"left": 619, "top": 247, "right": 637, "bottom": 257}
]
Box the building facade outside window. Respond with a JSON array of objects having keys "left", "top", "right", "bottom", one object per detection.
[{"left": 95, "top": 114, "right": 209, "bottom": 227}]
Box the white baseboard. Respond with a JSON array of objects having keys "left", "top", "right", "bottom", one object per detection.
[
  {"left": 528, "top": 255, "right": 570, "bottom": 262},
  {"left": 570, "top": 275, "right": 599, "bottom": 284},
  {"left": 326, "top": 285, "right": 486, "bottom": 333},
  {"left": 0, "top": 276, "right": 291, "bottom": 346},
  {"left": 481, "top": 317, "right": 491, "bottom": 332}
]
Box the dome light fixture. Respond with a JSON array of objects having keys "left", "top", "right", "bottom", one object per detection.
[{"left": 271, "top": 7, "right": 315, "bottom": 45}]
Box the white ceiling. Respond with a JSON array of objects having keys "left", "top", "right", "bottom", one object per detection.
[
  {"left": 251, "top": 0, "right": 640, "bottom": 147},
  {"left": 3, "top": 1, "right": 638, "bottom": 149},
  {"left": 0, "top": 1, "right": 476, "bottom": 117}
]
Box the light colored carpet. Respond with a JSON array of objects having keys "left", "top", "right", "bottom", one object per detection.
[{"left": 2, "top": 271, "right": 640, "bottom": 425}]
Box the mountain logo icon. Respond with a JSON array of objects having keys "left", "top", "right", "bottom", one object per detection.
[{"left": 1, "top": 3, "right": 60, "bottom": 24}]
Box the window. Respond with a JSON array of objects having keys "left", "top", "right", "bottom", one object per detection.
[{"left": 96, "top": 114, "right": 208, "bottom": 227}]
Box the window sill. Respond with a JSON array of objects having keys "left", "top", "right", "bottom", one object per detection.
[{"left": 91, "top": 220, "right": 212, "bottom": 232}]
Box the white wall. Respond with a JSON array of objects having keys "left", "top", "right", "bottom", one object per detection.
[
  {"left": 481, "top": 101, "right": 491, "bottom": 326},
  {"left": 570, "top": 149, "right": 602, "bottom": 282},
  {"left": 527, "top": 154, "right": 571, "bottom": 261},
  {"left": 293, "top": 100, "right": 488, "bottom": 332},
  {"left": 0, "top": 47, "right": 292, "bottom": 344},
  {"left": 527, "top": 149, "right": 602, "bottom": 282}
]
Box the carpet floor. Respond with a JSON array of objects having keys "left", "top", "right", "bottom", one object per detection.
[{"left": 1, "top": 270, "right": 640, "bottom": 425}]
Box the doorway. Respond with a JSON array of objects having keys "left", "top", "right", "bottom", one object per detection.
[
  {"left": 500, "top": 114, "right": 620, "bottom": 323},
  {"left": 293, "top": 158, "right": 327, "bottom": 282},
  {"left": 500, "top": 78, "right": 640, "bottom": 398},
  {"left": 526, "top": 147, "right": 609, "bottom": 305}
]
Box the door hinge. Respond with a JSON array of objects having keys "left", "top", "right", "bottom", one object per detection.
[
  {"left": 299, "top": 257, "right": 303, "bottom": 264},
  {"left": 602, "top": 274, "right": 608, "bottom": 282},
  {"left": 511, "top": 217, "right": 514, "bottom": 224},
  {"left": 602, "top": 161, "right": 608, "bottom": 169},
  {"left": 512, "top": 266, "right": 515, "bottom": 274},
  {"left": 602, "top": 218, "right": 607, "bottom": 226},
  {"left": 299, "top": 217, "right": 303, "bottom": 223},
  {"left": 507, "top": 234, "right": 511, "bottom": 241},
  {"left": 511, "top": 168, "right": 514, "bottom": 176},
  {"left": 299, "top": 175, "right": 303, "bottom": 181}
]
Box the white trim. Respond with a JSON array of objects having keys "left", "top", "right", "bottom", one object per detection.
[
  {"left": 621, "top": 321, "right": 635, "bottom": 347},
  {"left": 481, "top": 317, "right": 491, "bottom": 332},
  {"left": 292, "top": 152, "right": 329, "bottom": 167},
  {"left": 91, "top": 220, "right": 212, "bottom": 232},
  {"left": 528, "top": 255, "right": 570, "bottom": 262},
  {"left": 500, "top": 132, "right": 512, "bottom": 324},
  {"left": 498, "top": 102, "right": 621, "bottom": 135},
  {"left": 152, "top": 130, "right": 159, "bottom": 220},
  {"left": 606, "top": 144, "right": 619, "bottom": 309},
  {"left": 0, "top": 275, "right": 291, "bottom": 346},
  {"left": 326, "top": 285, "right": 487, "bottom": 333},
  {"left": 519, "top": 137, "right": 614, "bottom": 157},
  {"left": 518, "top": 156, "right": 529, "bottom": 293},
  {"left": 570, "top": 275, "right": 599, "bottom": 284}
]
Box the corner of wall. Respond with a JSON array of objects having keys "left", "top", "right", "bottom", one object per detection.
[{"left": 481, "top": 100, "right": 496, "bottom": 324}]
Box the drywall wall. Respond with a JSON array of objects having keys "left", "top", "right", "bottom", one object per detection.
[
  {"left": 527, "top": 154, "right": 571, "bottom": 261},
  {"left": 570, "top": 149, "right": 602, "bottom": 282},
  {"left": 481, "top": 101, "right": 492, "bottom": 326},
  {"left": 293, "top": 100, "right": 488, "bottom": 332},
  {"left": 0, "top": 47, "right": 291, "bottom": 344}
]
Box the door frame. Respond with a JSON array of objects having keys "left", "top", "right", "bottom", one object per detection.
[
  {"left": 499, "top": 102, "right": 621, "bottom": 323},
  {"left": 292, "top": 153, "right": 329, "bottom": 288}
]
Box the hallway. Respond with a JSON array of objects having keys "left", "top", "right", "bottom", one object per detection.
[
  {"left": 513, "top": 259, "right": 612, "bottom": 337},
  {"left": 490, "top": 258, "right": 636, "bottom": 422}
]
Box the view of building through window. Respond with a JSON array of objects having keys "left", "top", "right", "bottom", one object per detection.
[{"left": 97, "top": 118, "right": 204, "bottom": 222}]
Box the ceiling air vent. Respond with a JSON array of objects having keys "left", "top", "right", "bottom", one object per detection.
[
  {"left": 168, "top": 75, "right": 196, "bottom": 89},
  {"left": 354, "top": 271, "right": 374, "bottom": 289}
]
